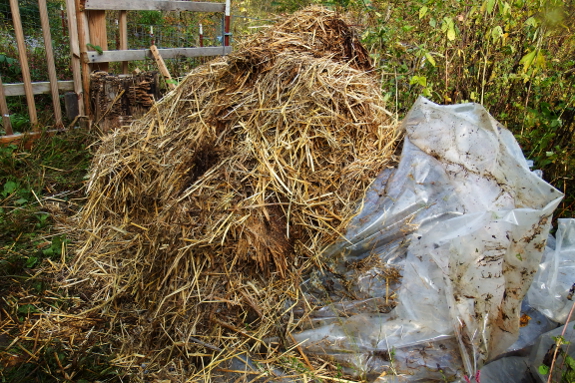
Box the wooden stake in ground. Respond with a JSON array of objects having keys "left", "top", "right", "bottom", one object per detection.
[{"left": 150, "top": 45, "right": 176, "bottom": 91}]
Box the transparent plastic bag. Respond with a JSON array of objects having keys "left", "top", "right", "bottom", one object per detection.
[
  {"left": 291, "top": 97, "right": 563, "bottom": 382},
  {"left": 503, "top": 297, "right": 558, "bottom": 356},
  {"left": 527, "top": 218, "right": 575, "bottom": 323}
]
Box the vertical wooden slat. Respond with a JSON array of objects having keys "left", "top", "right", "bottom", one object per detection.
[
  {"left": 38, "top": 0, "right": 63, "bottom": 127},
  {"left": 119, "top": 10, "right": 128, "bottom": 74},
  {"left": 9, "top": 0, "right": 38, "bottom": 128},
  {"left": 88, "top": 10, "right": 109, "bottom": 72},
  {"left": 0, "top": 75, "right": 13, "bottom": 135},
  {"left": 75, "top": 0, "right": 91, "bottom": 116},
  {"left": 65, "top": 0, "right": 85, "bottom": 115}
]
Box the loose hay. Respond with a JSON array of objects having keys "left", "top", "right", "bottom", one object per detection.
[{"left": 68, "top": 6, "right": 399, "bottom": 380}]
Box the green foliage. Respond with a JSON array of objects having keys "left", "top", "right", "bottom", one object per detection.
[
  {"left": 334, "top": 0, "right": 575, "bottom": 219},
  {"left": 0, "top": 132, "right": 123, "bottom": 382},
  {"left": 86, "top": 43, "right": 103, "bottom": 54},
  {"left": 0, "top": 0, "right": 40, "bottom": 24},
  {"left": 0, "top": 131, "right": 92, "bottom": 280},
  {"left": 0, "top": 53, "right": 20, "bottom": 82},
  {"left": 538, "top": 335, "right": 575, "bottom": 383},
  {"left": 137, "top": 10, "right": 164, "bottom": 26}
]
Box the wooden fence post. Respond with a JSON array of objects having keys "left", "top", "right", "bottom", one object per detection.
[
  {"left": 38, "top": 0, "right": 64, "bottom": 128},
  {"left": 65, "top": 0, "right": 85, "bottom": 116},
  {"left": 0, "top": 75, "right": 13, "bottom": 135},
  {"left": 119, "top": 10, "right": 128, "bottom": 74},
  {"left": 87, "top": 10, "right": 109, "bottom": 72},
  {"left": 9, "top": 0, "right": 38, "bottom": 129},
  {"left": 75, "top": 0, "right": 92, "bottom": 116}
]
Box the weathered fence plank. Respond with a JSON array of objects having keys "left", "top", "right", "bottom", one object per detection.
[
  {"left": 39, "top": 0, "right": 64, "bottom": 127},
  {"left": 75, "top": 0, "right": 92, "bottom": 115},
  {"left": 3, "top": 81, "right": 75, "bottom": 97},
  {"left": 87, "top": 9, "right": 108, "bottom": 71},
  {"left": 65, "top": 0, "right": 85, "bottom": 115},
  {"left": 119, "top": 10, "right": 128, "bottom": 74},
  {"left": 9, "top": 0, "right": 38, "bottom": 128},
  {"left": 86, "top": 46, "right": 232, "bottom": 63},
  {"left": 83, "top": 0, "right": 224, "bottom": 12}
]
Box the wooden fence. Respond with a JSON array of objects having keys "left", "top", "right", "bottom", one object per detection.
[{"left": 0, "top": 0, "right": 231, "bottom": 145}]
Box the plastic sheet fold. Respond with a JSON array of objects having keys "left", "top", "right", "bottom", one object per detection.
[
  {"left": 291, "top": 97, "right": 563, "bottom": 382},
  {"left": 528, "top": 218, "right": 575, "bottom": 323}
]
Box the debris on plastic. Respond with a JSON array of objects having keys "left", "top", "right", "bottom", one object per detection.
[
  {"left": 290, "top": 97, "right": 564, "bottom": 382},
  {"left": 528, "top": 218, "right": 575, "bottom": 323},
  {"left": 479, "top": 219, "right": 575, "bottom": 383},
  {"left": 503, "top": 297, "right": 558, "bottom": 356}
]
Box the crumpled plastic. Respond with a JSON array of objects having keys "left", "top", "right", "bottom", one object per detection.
[
  {"left": 503, "top": 297, "right": 558, "bottom": 356},
  {"left": 290, "top": 97, "right": 564, "bottom": 382},
  {"left": 528, "top": 218, "right": 575, "bottom": 323}
]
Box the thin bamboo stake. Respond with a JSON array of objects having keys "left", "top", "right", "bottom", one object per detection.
[
  {"left": 38, "top": 0, "right": 63, "bottom": 128},
  {"left": 65, "top": 0, "right": 84, "bottom": 115},
  {"left": 9, "top": 0, "right": 38, "bottom": 128},
  {"left": 0, "top": 74, "right": 12, "bottom": 135}
]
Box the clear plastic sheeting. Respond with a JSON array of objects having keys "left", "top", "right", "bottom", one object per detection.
[
  {"left": 291, "top": 97, "right": 563, "bottom": 382},
  {"left": 528, "top": 218, "right": 575, "bottom": 323},
  {"left": 503, "top": 298, "right": 558, "bottom": 356}
]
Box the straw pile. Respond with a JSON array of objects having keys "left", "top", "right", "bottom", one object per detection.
[{"left": 68, "top": 6, "right": 398, "bottom": 380}]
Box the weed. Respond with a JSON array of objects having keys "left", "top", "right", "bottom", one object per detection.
[{"left": 539, "top": 302, "right": 575, "bottom": 383}]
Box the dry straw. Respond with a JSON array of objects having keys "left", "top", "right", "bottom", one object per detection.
[{"left": 68, "top": 6, "right": 399, "bottom": 380}]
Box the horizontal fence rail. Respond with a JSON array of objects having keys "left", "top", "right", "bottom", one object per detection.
[
  {"left": 86, "top": 46, "right": 232, "bottom": 63},
  {"left": 0, "top": 0, "right": 232, "bottom": 144},
  {"left": 83, "top": 0, "right": 225, "bottom": 12},
  {"left": 3, "top": 81, "right": 75, "bottom": 97}
]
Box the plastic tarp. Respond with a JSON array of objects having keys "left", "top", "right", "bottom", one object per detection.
[
  {"left": 291, "top": 97, "right": 563, "bottom": 382},
  {"left": 528, "top": 218, "right": 575, "bottom": 323}
]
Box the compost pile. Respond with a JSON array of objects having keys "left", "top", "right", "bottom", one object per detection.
[{"left": 68, "top": 6, "right": 398, "bottom": 380}]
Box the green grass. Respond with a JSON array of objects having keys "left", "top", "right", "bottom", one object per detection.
[{"left": 0, "top": 130, "right": 122, "bottom": 383}]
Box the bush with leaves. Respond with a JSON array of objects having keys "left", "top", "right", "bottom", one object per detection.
[{"left": 306, "top": 0, "right": 575, "bottom": 218}]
